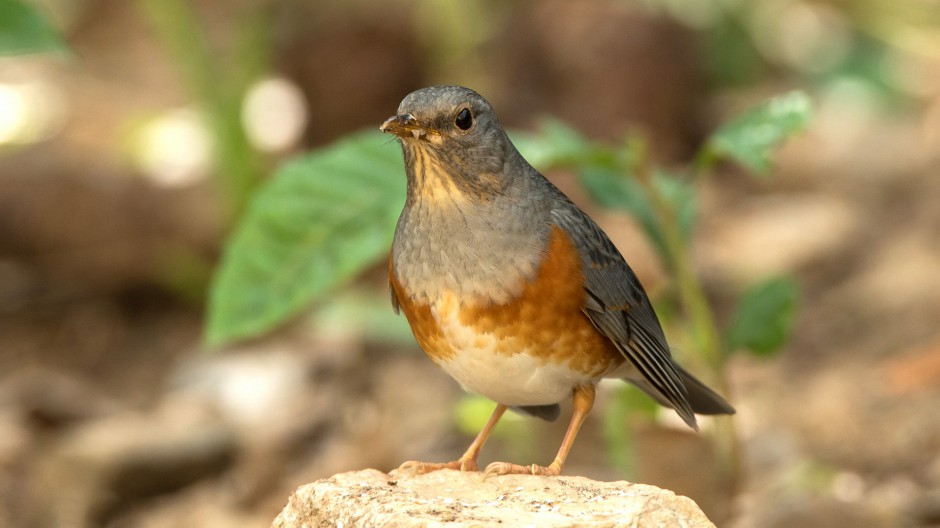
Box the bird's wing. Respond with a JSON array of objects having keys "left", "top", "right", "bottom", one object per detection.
[{"left": 550, "top": 204, "right": 697, "bottom": 428}]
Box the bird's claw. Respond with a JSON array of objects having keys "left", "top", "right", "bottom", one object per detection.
[
  {"left": 395, "top": 458, "right": 478, "bottom": 476},
  {"left": 482, "top": 461, "right": 562, "bottom": 479}
]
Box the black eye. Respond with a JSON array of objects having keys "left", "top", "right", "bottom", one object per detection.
[{"left": 455, "top": 108, "right": 473, "bottom": 130}]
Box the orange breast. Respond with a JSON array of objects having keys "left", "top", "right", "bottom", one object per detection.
[{"left": 390, "top": 225, "right": 623, "bottom": 378}]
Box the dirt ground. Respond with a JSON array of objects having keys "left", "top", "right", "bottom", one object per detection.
[{"left": 1, "top": 2, "right": 939, "bottom": 527}]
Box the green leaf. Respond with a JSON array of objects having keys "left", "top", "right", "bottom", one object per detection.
[
  {"left": 511, "top": 118, "right": 614, "bottom": 170},
  {"left": 578, "top": 165, "right": 646, "bottom": 210},
  {"left": 579, "top": 166, "right": 662, "bottom": 252},
  {"left": 703, "top": 14, "right": 768, "bottom": 89},
  {"left": 725, "top": 276, "right": 799, "bottom": 357},
  {"left": 0, "top": 0, "right": 68, "bottom": 55},
  {"left": 206, "top": 129, "right": 405, "bottom": 345},
  {"left": 578, "top": 167, "right": 696, "bottom": 264},
  {"left": 516, "top": 120, "right": 699, "bottom": 267},
  {"left": 705, "top": 91, "right": 812, "bottom": 174},
  {"left": 652, "top": 170, "right": 697, "bottom": 245}
]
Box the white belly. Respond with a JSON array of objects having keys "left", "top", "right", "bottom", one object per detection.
[
  {"left": 432, "top": 295, "right": 594, "bottom": 405},
  {"left": 438, "top": 350, "right": 590, "bottom": 406}
]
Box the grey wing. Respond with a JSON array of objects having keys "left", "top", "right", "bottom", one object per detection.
[{"left": 550, "top": 205, "right": 698, "bottom": 429}]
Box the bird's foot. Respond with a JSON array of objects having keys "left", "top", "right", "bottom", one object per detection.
[
  {"left": 395, "top": 458, "right": 478, "bottom": 476},
  {"left": 483, "top": 461, "right": 562, "bottom": 479}
]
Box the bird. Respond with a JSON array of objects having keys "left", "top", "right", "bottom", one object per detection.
[{"left": 380, "top": 85, "right": 734, "bottom": 477}]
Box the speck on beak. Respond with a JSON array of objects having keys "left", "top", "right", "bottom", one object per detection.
[{"left": 380, "top": 114, "right": 428, "bottom": 140}]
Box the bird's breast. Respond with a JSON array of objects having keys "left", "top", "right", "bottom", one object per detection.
[
  {"left": 390, "top": 225, "right": 624, "bottom": 405},
  {"left": 391, "top": 186, "right": 548, "bottom": 305}
]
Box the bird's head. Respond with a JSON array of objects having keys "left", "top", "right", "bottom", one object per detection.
[{"left": 381, "top": 85, "right": 521, "bottom": 200}]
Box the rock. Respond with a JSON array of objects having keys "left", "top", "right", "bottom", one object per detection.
[{"left": 272, "top": 469, "right": 715, "bottom": 527}]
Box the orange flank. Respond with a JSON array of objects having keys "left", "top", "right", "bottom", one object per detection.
[{"left": 390, "top": 225, "right": 624, "bottom": 378}]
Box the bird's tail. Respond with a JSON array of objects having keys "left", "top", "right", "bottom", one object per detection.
[
  {"left": 624, "top": 364, "right": 735, "bottom": 424},
  {"left": 674, "top": 365, "right": 735, "bottom": 415}
]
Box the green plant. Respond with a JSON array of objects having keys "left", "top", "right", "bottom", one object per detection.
[
  {"left": 137, "top": 0, "right": 270, "bottom": 221},
  {"left": 130, "top": 0, "right": 275, "bottom": 303},
  {"left": 512, "top": 92, "right": 810, "bottom": 478},
  {"left": 0, "top": 0, "right": 68, "bottom": 56},
  {"left": 207, "top": 130, "right": 405, "bottom": 344}
]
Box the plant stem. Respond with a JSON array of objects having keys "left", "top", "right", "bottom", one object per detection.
[
  {"left": 628, "top": 136, "right": 723, "bottom": 377},
  {"left": 136, "top": 0, "right": 267, "bottom": 223},
  {"left": 629, "top": 135, "right": 740, "bottom": 486}
]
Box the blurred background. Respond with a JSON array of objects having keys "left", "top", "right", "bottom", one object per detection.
[{"left": 2, "top": 0, "right": 940, "bottom": 527}]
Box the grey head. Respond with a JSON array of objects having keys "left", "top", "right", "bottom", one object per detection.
[
  {"left": 380, "top": 85, "right": 528, "bottom": 200},
  {"left": 381, "top": 86, "right": 556, "bottom": 305}
]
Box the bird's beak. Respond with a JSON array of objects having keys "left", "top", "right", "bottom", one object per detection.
[{"left": 380, "top": 114, "right": 429, "bottom": 140}]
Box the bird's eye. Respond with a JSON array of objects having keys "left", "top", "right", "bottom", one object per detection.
[{"left": 455, "top": 108, "right": 473, "bottom": 130}]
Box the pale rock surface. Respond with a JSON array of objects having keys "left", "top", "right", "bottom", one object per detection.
[{"left": 272, "top": 469, "right": 715, "bottom": 527}]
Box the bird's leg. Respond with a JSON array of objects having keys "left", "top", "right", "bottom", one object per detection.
[
  {"left": 398, "top": 403, "right": 507, "bottom": 474},
  {"left": 484, "top": 385, "right": 595, "bottom": 478}
]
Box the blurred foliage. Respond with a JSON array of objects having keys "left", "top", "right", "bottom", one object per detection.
[
  {"left": 137, "top": 0, "right": 270, "bottom": 220},
  {"left": 701, "top": 11, "right": 768, "bottom": 88},
  {"left": 644, "top": 0, "right": 940, "bottom": 116},
  {"left": 514, "top": 124, "right": 699, "bottom": 259},
  {"left": 514, "top": 92, "right": 811, "bottom": 355},
  {"left": 511, "top": 93, "right": 811, "bottom": 473},
  {"left": 455, "top": 394, "right": 537, "bottom": 464},
  {"left": 0, "top": 0, "right": 67, "bottom": 55},
  {"left": 726, "top": 277, "right": 800, "bottom": 358},
  {"left": 207, "top": 130, "right": 404, "bottom": 345},
  {"left": 307, "top": 288, "right": 415, "bottom": 345},
  {"left": 411, "top": 0, "right": 505, "bottom": 89},
  {"left": 602, "top": 383, "right": 659, "bottom": 474},
  {"left": 455, "top": 395, "right": 526, "bottom": 441},
  {"left": 702, "top": 91, "right": 813, "bottom": 174}
]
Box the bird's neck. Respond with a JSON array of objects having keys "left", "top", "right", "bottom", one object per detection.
[
  {"left": 392, "top": 171, "right": 550, "bottom": 307},
  {"left": 400, "top": 141, "right": 506, "bottom": 207}
]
